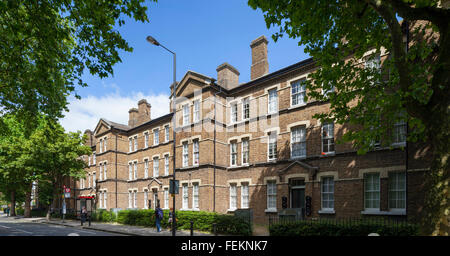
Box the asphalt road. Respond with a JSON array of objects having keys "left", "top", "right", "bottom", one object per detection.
[{"left": 0, "top": 215, "right": 125, "bottom": 236}]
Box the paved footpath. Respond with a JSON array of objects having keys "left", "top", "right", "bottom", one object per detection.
[{"left": 0, "top": 213, "right": 213, "bottom": 236}]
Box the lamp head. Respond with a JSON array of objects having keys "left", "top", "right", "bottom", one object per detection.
[{"left": 146, "top": 35, "right": 160, "bottom": 46}]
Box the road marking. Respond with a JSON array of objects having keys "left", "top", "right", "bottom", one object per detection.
[
  {"left": 0, "top": 224, "right": 33, "bottom": 234},
  {"left": 77, "top": 229, "right": 97, "bottom": 234},
  {"left": 68, "top": 233, "right": 80, "bottom": 236}
]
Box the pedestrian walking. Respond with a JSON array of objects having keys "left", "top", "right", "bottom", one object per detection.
[
  {"left": 81, "top": 206, "right": 88, "bottom": 226},
  {"left": 155, "top": 202, "right": 163, "bottom": 232}
]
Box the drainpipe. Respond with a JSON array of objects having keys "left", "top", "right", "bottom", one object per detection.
[
  {"left": 403, "top": 20, "right": 409, "bottom": 219},
  {"left": 115, "top": 131, "right": 118, "bottom": 209},
  {"left": 212, "top": 79, "right": 220, "bottom": 212}
]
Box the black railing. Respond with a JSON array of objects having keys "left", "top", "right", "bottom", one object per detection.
[{"left": 269, "top": 216, "right": 410, "bottom": 229}]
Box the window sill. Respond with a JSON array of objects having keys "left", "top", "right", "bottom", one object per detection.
[
  {"left": 318, "top": 210, "right": 335, "bottom": 214},
  {"left": 321, "top": 152, "right": 335, "bottom": 157},
  {"left": 291, "top": 156, "right": 306, "bottom": 160},
  {"left": 289, "top": 103, "right": 307, "bottom": 110},
  {"left": 265, "top": 208, "right": 277, "bottom": 213},
  {"left": 391, "top": 142, "right": 406, "bottom": 148},
  {"left": 227, "top": 208, "right": 237, "bottom": 213},
  {"left": 361, "top": 210, "right": 406, "bottom": 216}
]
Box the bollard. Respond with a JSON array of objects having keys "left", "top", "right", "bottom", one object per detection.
[
  {"left": 213, "top": 223, "right": 217, "bottom": 236},
  {"left": 190, "top": 220, "right": 194, "bottom": 236},
  {"left": 88, "top": 215, "right": 91, "bottom": 226}
]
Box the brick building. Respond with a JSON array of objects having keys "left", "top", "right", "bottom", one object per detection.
[{"left": 75, "top": 35, "right": 430, "bottom": 224}]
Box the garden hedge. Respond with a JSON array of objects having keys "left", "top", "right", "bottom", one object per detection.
[{"left": 92, "top": 209, "right": 251, "bottom": 236}]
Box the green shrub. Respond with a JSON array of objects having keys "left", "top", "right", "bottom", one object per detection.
[
  {"left": 269, "top": 219, "right": 419, "bottom": 236},
  {"left": 113, "top": 209, "right": 251, "bottom": 235}
]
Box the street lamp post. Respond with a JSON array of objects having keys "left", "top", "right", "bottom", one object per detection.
[{"left": 146, "top": 35, "right": 177, "bottom": 236}]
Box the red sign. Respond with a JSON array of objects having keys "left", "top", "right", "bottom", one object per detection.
[
  {"left": 64, "top": 188, "right": 71, "bottom": 193},
  {"left": 78, "top": 196, "right": 95, "bottom": 199}
]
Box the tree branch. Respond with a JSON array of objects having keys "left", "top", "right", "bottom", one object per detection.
[{"left": 388, "top": 0, "right": 449, "bottom": 26}]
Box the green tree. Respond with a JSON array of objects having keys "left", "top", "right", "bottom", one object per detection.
[
  {"left": 28, "top": 118, "right": 91, "bottom": 220},
  {"left": 0, "top": 115, "right": 35, "bottom": 216},
  {"left": 0, "top": 0, "right": 153, "bottom": 130},
  {"left": 0, "top": 115, "right": 91, "bottom": 218},
  {"left": 248, "top": 0, "right": 449, "bottom": 235}
]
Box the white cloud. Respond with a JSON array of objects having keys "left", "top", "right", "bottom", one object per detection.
[{"left": 60, "top": 91, "right": 170, "bottom": 133}]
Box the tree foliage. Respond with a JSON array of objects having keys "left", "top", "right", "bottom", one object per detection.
[
  {"left": 0, "top": 0, "right": 153, "bottom": 129},
  {"left": 248, "top": 0, "right": 449, "bottom": 235},
  {"left": 0, "top": 114, "right": 91, "bottom": 216}
]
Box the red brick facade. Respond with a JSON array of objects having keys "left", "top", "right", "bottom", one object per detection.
[{"left": 74, "top": 36, "right": 430, "bottom": 224}]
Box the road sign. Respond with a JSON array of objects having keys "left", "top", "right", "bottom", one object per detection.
[
  {"left": 169, "top": 180, "right": 179, "bottom": 194},
  {"left": 64, "top": 192, "right": 71, "bottom": 198},
  {"left": 64, "top": 188, "right": 71, "bottom": 193}
]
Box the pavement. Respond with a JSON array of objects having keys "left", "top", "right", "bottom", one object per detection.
[{"left": 0, "top": 213, "right": 214, "bottom": 236}]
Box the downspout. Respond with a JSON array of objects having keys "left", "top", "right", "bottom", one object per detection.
[
  {"left": 212, "top": 79, "right": 220, "bottom": 212},
  {"left": 115, "top": 130, "right": 118, "bottom": 209}
]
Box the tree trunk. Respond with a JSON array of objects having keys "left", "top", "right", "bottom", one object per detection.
[
  {"left": 24, "top": 183, "right": 32, "bottom": 218},
  {"left": 10, "top": 190, "right": 16, "bottom": 216},
  {"left": 46, "top": 182, "right": 59, "bottom": 221}
]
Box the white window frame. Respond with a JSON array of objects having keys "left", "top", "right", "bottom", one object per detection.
[
  {"left": 164, "top": 154, "right": 169, "bottom": 176},
  {"left": 144, "top": 158, "right": 149, "bottom": 178},
  {"left": 322, "top": 122, "right": 335, "bottom": 155},
  {"left": 182, "top": 142, "right": 189, "bottom": 167},
  {"left": 129, "top": 137, "right": 133, "bottom": 152},
  {"left": 192, "top": 183, "right": 199, "bottom": 210},
  {"left": 182, "top": 104, "right": 190, "bottom": 126},
  {"left": 133, "top": 161, "right": 138, "bottom": 180},
  {"left": 182, "top": 183, "right": 189, "bottom": 210},
  {"left": 268, "top": 132, "right": 277, "bottom": 161},
  {"left": 128, "top": 163, "right": 133, "bottom": 181},
  {"left": 291, "top": 126, "right": 306, "bottom": 159},
  {"left": 103, "top": 137, "right": 107, "bottom": 152},
  {"left": 266, "top": 180, "right": 277, "bottom": 211},
  {"left": 321, "top": 177, "right": 334, "bottom": 211},
  {"left": 230, "top": 141, "right": 237, "bottom": 166},
  {"left": 93, "top": 172, "right": 96, "bottom": 188},
  {"left": 229, "top": 183, "right": 237, "bottom": 211},
  {"left": 153, "top": 157, "right": 159, "bottom": 177},
  {"left": 242, "top": 97, "right": 250, "bottom": 120},
  {"left": 291, "top": 79, "right": 307, "bottom": 107},
  {"left": 193, "top": 139, "right": 199, "bottom": 166},
  {"left": 268, "top": 88, "right": 278, "bottom": 114},
  {"left": 133, "top": 135, "right": 138, "bottom": 151},
  {"left": 128, "top": 191, "right": 132, "bottom": 208},
  {"left": 153, "top": 128, "right": 159, "bottom": 146},
  {"left": 133, "top": 190, "right": 137, "bottom": 208},
  {"left": 165, "top": 125, "right": 170, "bottom": 142},
  {"left": 241, "top": 138, "right": 249, "bottom": 165},
  {"left": 103, "top": 162, "right": 107, "bottom": 180},
  {"left": 231, "top": 102, "right": 238, "bottom": 123},
  {"left": 241, "top": 183, "right": 249, "bottom": 209},
  {"left": 93, "top": 153, "right": 96, "bottom": 165},
  {"left": 388, "top": 172, "right": 406, "bottom": 210},
  {"left": 99, "top": 164, "right": 103, "bottom": 181},
  {"left": 103, "top": 191, "right": 107, "bottom": 209},
  {"left": 144, "top": 190, "right": 149, "bottom": 209},
  {"left": 364, "top": 173, "right": 380, "bottom": 211},
  {"left": 164, "top": 188, "right": 169, "bottom": 209},
  {"left": 193, "top": 100, "right": 200, "bottom": 123},
  {"left": 99, "top": 139, "right": 103, "bottom": 154},
  {"left": 144, "top": 132, "right": 149, "bottom": 148}
]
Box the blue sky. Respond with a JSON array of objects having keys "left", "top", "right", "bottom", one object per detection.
[{"left": 61, "top": 0, "right": 309, "bottom": 132}]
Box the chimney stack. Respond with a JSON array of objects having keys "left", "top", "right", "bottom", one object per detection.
[
  {"left": 128, "top": 108, "right": 139, "bottom": 127},
  {"left": 137, "top": 99, "right": 151, "bottom": 124},
  {"left": 216, "top": 62, "right": 240, "bottom": 90},
  {"left": 250, "top": 35, "right": 269, "bottom": 80}
]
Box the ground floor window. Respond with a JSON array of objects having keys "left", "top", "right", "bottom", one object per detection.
[
  {"left": 321, "top": 177, "right": 334, "bottom": 210},
  {"left": 364, "top": 173, "right": 380, "bottom": 210},
  {"left": 267, "top": 180, "right": 277, "bottom": 210},
  {"left": 389, "top": 172, "right": 406, "bottom": 210}
]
